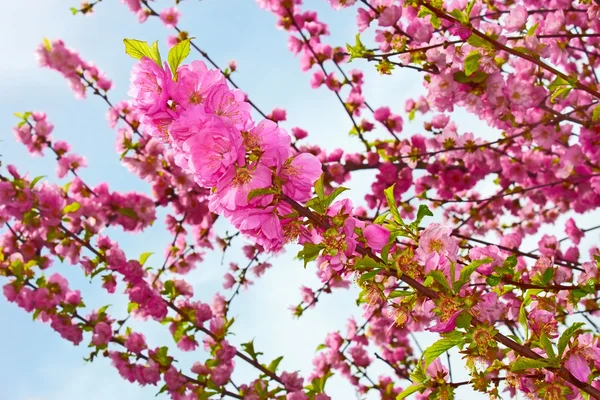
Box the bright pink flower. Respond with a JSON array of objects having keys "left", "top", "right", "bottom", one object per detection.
[
  {"left": 504, "top": 5, "right": 528, "bottom": 33},
  {"left": 363, "top": 224, "right": 390, "bottom": 252},
  {"left": 281, "top": 371, "right": 304, "bottom": 392},
  {"left": 529, "top": 308, "right": 558, "bottom": 338},
  {"left": 159, "top": 7, "right": 180, "bottom": 28},
  {"left": 268, "top": 108, "right": 287, "bottom": 122},
  {"left": 230, "top": 206, "right": 284, "bottom": 251},
  {"left": 128, "top": 57, "right": 171, "bottom": 116},
  {"left": 428, "top": 310, "right": 460, "bottom": 333},
  {"left": 172, "top": 60, "right": 225, "bottom": 109},
  {"left": 378, "top": 5, "right": 401, "bottom": 27},
  {"left": 223, "top": 273, "right": 235, "bottom": 289},
  {"left": 472, "top": 292, "right": 505, "bottom": 324},
  {"left": 280, "top": 153, "right": 322, "bottom": 202},
  {"left": 566, "top": 353, "right": 591, "bottom": 383},
  {"left": 204, "top": 85, "right": 252, "bottom": 129},
  {"left": 416, "top": 223, "right": 458, "bottom": 262},
  {"left": 125, "top": 332, "right": 147, "bottom": 353},
  {"left": 121, "top": 0, "right": 141, "bottom": 12},
  {"left": 170, "top": 110, "right": 245, "bottom": 186},
  {"left": 565, "top": 218, "right": 584, "bottom": 245},
  {"left": 287, "top": 392, "right": 308, "bottom": 400},
  {"left": 91, "top": 322, "right": 112, "bottom": 346},
  {"left": 348, "top": 346, "right": 371, "bottom": 367},
  {"left": 244, "top": 120, "right": 292, "bottom": 167},
  {"left": 212, "top": 163, "right": 273, "bottom": 212}
]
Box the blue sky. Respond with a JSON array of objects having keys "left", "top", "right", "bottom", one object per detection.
[{"left": 1, "top": 1, "right": 599, "bottom": 399}]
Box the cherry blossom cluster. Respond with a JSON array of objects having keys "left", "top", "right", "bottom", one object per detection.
[{"left": 2, "top": 0, "right": 600, "bottom": 399}]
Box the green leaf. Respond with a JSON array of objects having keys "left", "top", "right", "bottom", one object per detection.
[
  {"left": 70, "top": 7, "right": 78, "bottom": 15},
  {"left": 455, "top": 311, "right": 472, "bottom": 329},
  {"left": 314, "top": 174, "right": 325, "bottom": 200},
  {"left": 464, "top": 51, "right": 481, "bottom": 77},
  {"left": 548, "top": 76, "right": 572, "bottom": 103},
  {"left": 414, "top": 204, "right": 433, "bottom": 227},
  {"left": 465, "top": 0, "right": 476, "bottom": 17},
  {"left": 167, "top": 39, "right": 190, "bottom": 80},
  {"left": 527, "top": 22, "right": 539, "bottom": 36},
  {"left": 426, "top": 270, "right": 451, "bottom": 293},
  {"left": 504, "top": 255, "right": 518, "bottom": 269},
  {"left": 539, "top": 333, "right": 556, "bottom": 361},
  {"left": 358, "top": 269, "right": 380, "bottom": 284},
  {"left": 43, "top": 38, "right": 52, "bottom": 51},
  {"left": 510, "top": 357, "right": 551, "bottom": 372},
  {"left": 354, "top": 255, "right": 384, "bottom": 270},
  {"left": 592, "top": 104, "right": 600, "bottom": 122},
  {"left": 453, "top": 257, "right": 492, "bottom": 292},
  {"left": 63, "top": 202, "right": 81, "bottom": 214},
  {"left": 422, "top": 331, "right": 463, "bottom": 369},
  {"left": 449, "top": 9, "right": 467, "bottom": 25},
  {"left": 241, "top": 340, "right": 262, "bottom": 360},
  {"left": 247, "top": 187, "right": 278, "bottom": 201},
  {"left": 324, "top": 186, "right": 349, "bottom": 209},
  {"left": 396, "top": 384, "right": 423, "bottom": 400},
  {"left": 346, "top": 34, "right": 374, "bottom": 61},
  {"left": 558, "top": 322, "right": 585, "bottom": 358},
  {"left": 267, "top": 356, "right": 283, "bottom": 373},
  {"left": 127, "top": 302, "right": 138, "bottom": 313},
  {"left": 123, "top": 39, "right": 161, "bottom": 66},
  {"left": 307, "top": 186, "right": 349, "bottom": 213},
  {"left": 117, "top": 207, "right": 137, "bottom": 219},
  {"left": 139, "top": 252, "right": 154, "bottom": 267},
  {"left": 384, "top": 185, "right": 403, "bottom": 224},
  {"left": 152, "top": 346, "right": 173, "bottom": 367},
  {"left": 417, "top": 6, "right": 441, "bottom": 28},
  {"left": 467, "top": 34, "right": 493, "bottom": 49},
  {"left": 518, "top": 302, "right": 529, "bottom": 340},
  {"left": 297, "top": 243, "right": 323, "bottom": 268},
  {"left": 150, "top": 41, "right": 162, "bottom": 65},
  {"left": 453, "top": 70, "right": 488, "bottom": 84},
  {"left": 388, "top": 289, "right": 414, "bottom": 299},
  {"left": 29, "top": 175, "right": 46, "bottom": 189},
  {"left": 409, "top": 363, "right": 427, "bottom": 383}
]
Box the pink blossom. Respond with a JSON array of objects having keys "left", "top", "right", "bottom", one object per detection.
[
  {"left": 378, "top": 5, "right": 401, "bottom": 27},
  {"left": 566, "top": 353, "right": 590, "bottom": 383},
  {"left": 159, "top": 7, "right": 180, "bottom": 29},
  {"left": 565, "top": 218, "right": 584, "bottom": 245},
  {"left": 416, "top": 223, "right": 458, "bottom": 262},
  {"left": 91, "top": 322, "right": 112, "bottom": 346},
  {"left": 280, "top": 153, "right": 322, "bottom": 202},
  {"left": 363, "top": 224, "right": 390, "bottom": 252},
  {"left": 212, "top": 163, "right": 273, "bottom": 213},
  {"left": 170, "top": 109, "right": 245, "bottom": 186},
  {"left": 428, "top": 310, "right": 461, "bottom": 333},
  {"left": 128, "top": 57, "right": 171, "bottom": 116},
  {"left": 504, "top": 5, "right": 528, "bottom": 33},
  {"left": 125, "top": 332, "right": 147, "bottom": 353}
]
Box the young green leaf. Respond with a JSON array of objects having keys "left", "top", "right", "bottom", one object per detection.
[
  {"left": 139, "top": 252, "right": 154, "bottom": 267},
  {"left": 464, "top": 51, "right": 482, "bottom": 77},
  {"left": 558, "top": 322, "right": 585, "bottom": 358},
  {"left": 510, "top": 357, "right": 551, "bottom": 371},
  {"left": 453, "top": 257, "right": 492, "bottom": 292},
  {"left": 414, "top": 204, "right": 433, "bottom": 227},
  {"left": 63, "top": 202, "right": 81, "bottom": 214},
  {"left": 396, "top": 385, "right": 423, "bottom": 400},
  {"left": 297, "top": 243, "right": 323, "bottom": 268},
  {"left": 123, "top": 39, "right": 161, "bottom": 66},
  {"left": 167, "top": 39, "right": 191, "bottom": 80},
  {"left": 384, "top": 184, "right": 403, "bottom": 224},
  {"left": 422, "top": 331, "right": 463, "bottom": 369}
]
